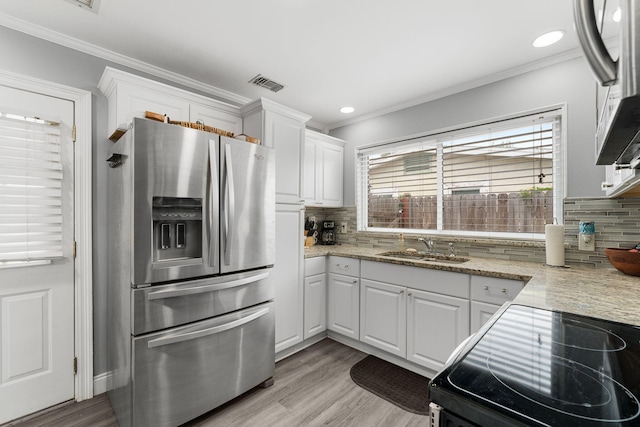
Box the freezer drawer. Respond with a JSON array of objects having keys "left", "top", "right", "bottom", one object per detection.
[
  {"left": 132, "top": 269, "right": 274, "bottom": 335},
  {"left": 132, "top": 302, "right": 275, "bottom": 427}
]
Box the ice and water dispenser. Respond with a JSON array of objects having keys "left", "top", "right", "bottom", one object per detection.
[{"left": 152, "top": 197, "right": 203, "bottom": 262}]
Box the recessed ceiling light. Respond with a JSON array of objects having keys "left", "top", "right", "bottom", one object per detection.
[
  {"left": 532, "top": 30, "right": 565, "bottom": 48},
  {"left": 340, "top": 106, "right": 355, "bottom": 114}
]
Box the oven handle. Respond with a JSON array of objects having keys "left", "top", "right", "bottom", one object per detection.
[
  {"left": 147, "top": 306, "right": 270, "bottom": 348},
  {"left": 146, "top": 271, "right": 269, "bottom": 300}
]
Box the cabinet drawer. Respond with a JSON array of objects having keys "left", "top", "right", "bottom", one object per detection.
[
  {"left": 328, "top": 256, "right": 360, "bottom": 277},
  {"left": 470, "top": 275, "right": 523, "bottom": 305},
  {"left": 361, "top": 260, "right": 469, "bottom": 298},
  {"left": 305, "top": 257, "right": 326, "bottom": 277}
]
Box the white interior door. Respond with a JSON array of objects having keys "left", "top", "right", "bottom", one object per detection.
[{"left": 0, "top": 85, "right": 75, "bottom": 423}]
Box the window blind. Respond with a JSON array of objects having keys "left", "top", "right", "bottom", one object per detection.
[
  {"left": 356, "top": 110, "right": 563, "bottom": 238},
  {"left": 0, "top": 113, "right": 64, "bottom": 261}
]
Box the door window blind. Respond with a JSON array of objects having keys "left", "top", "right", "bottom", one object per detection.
[
  {"left": 0, "top": 112, "right": 64, "bottom": 261},
  {"left": 356, "top": 109, "right": 563, "bottom": 238}
]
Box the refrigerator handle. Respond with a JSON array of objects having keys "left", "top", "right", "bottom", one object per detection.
[
  {"left": 573, "top": 0, "right": 617, "bottom": 86},
  {"left": 147, "top": 307, "right": 270, "bottom": 348},
  {"left": 223, "top": 143, "right": 235, "bottom": 266},
  {"left": 208, "top": 139, "right": 219, "bottom": 269}
]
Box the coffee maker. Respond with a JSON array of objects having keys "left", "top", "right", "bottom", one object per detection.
[{"left": 318, "top": 220, "right": 336, "bottom": 245}]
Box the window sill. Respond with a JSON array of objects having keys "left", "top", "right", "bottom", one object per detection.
[{"left": 356, "top": 231, "right": 547, "bottom": 248}]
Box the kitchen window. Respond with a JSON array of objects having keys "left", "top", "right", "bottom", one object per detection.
[
  {"left": 356, "top": 108, "right": 565, "bottom": 239},
  {"left": 0, "top": 112, "right": 64, "bottom": 265}
]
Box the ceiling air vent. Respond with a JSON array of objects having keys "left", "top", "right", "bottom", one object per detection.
[{"left": 248, "top": 74, "right": 285, "bottom": 93}]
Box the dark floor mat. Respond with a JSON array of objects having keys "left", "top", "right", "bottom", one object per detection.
[{"left": 350, "top": 355, "right": 430, "bottom": 415}]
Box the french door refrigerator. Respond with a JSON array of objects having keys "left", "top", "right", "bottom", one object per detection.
[{"left": 106, "top": 118, "right": 275, "bottom": 427}]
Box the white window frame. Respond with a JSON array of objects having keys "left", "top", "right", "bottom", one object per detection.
[{"left": 356, "top": 105, "right": 567, "bottom": 240}]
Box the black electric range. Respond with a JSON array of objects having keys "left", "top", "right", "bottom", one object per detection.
[{"left": 428, "top": 304, "right": 640, "bottom": 427}]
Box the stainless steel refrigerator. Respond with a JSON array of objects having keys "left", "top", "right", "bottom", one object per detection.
[{"left": 106, "top": 118, "right": 276, "bottom": 427}]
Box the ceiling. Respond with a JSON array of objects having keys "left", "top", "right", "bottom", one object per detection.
[{"left": 0, "top": 1, "right": 611, "bottom": 129}]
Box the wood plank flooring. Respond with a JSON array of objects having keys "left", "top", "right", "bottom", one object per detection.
[{"left": 5, "top": 339, "right": 429, "bottom": 427}]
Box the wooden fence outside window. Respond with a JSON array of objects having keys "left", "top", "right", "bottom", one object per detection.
[{"left": 368, "top": 191, "right": 552, "bottom": 233}]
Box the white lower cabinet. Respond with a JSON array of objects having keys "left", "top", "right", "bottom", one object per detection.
[
  {"left": 303, "top": 257, "right": 326, "bottom": 340},
  {"left": 407, "top": 289, "right": 469, "bottom": 371},
  {"left": 327, "top": 273, "right": 360, "bottom": 339},
  {"left": 360, "top": 279, "right": 406, "bottom": 357},
  {"left": 359, "top": 260, "right": 470, "bottom": 372},
  {"left": 470, "top": 275, "right": 524, "bottom": 334},
  {"left": 471, "top": 300, "right": 502, "bottom": 334}
]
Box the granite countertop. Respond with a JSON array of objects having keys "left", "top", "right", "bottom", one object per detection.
[{"left": 305, "top": 244, "right": 640, "bottom": 326}]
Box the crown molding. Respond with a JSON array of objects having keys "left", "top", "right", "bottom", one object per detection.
[
  {"left": 0, "top": 13, "right": 252, "bottom": 106},
  {"left": 240, "top": 97, "right": 312, "bottom": 123},
  {"left": 327, "top": 47, "right": 587, "bottom": 131}
]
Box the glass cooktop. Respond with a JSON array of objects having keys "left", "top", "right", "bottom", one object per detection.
[{"left": 429, "top": 305, "right": 640, "bottom": 426}]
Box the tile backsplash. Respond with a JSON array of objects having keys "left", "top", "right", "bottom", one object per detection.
[{"left": 306, "top": 197, "right": 640, "bottom": 268}]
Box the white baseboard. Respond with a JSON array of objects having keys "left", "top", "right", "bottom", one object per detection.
[
  {"left": 93, "top": 371, "right": 110, "bottom": 396},
  {"left": 327, "top": 331, "right": 437, "bottom": 379},
  {"left": 275, "top": 333, "right": 327, "bottom": 362}
]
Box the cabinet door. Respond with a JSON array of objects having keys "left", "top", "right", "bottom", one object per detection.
[
  {"left": 319, "top": 143, "right": 343, "bottom": 207},
  {"left": 407, "top": 289, "right": 469, "bottom": 372},
  {"left": 264, "top": 111, "right": 305, "bottom": 204},
  {"left": 190, "top": 103, "right": 242, "bottom": 136},
  {"left": 115, "top": 83, "right": 190, "bottom": 131},
  {"left": 471, "top": 301, "right": 501, "bottom": 334},
  {"left": 360, "top": 279, "right": 406, "bottom": 357},
  {"left": 274, "top": 204, "right": 304, "bottom": 353},
  {"left": 327, "top": 273, "right": 360, "bottom": 339},
  {"left": 303, "top": 138, "right": 318, "bottom": 204},
  {"left": 304, "top": 273, "right": 326, "bottom": 339}
]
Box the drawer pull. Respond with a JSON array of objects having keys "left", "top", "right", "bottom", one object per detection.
[
  {"left": 502, "top": 288, "right": 507, "bottom": 294},
  {"left": 352, "top": 280, "right": 358, "bottom": 284}
]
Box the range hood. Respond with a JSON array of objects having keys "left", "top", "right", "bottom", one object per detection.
[{"left": 574, "top": 0, "right": 640, "bottom": 166}]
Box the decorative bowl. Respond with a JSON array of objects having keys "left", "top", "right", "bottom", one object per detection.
[{"left": 605, "top": 248, "right": 640, "bottom": 276}]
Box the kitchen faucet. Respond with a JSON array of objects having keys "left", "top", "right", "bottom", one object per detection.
[{"left": 417, "top": 237, "right": 435, "bottom": 254}]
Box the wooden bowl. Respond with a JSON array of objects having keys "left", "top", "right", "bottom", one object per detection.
[{"left": 605, "top": 248, "right": 640, "bottom": 276}]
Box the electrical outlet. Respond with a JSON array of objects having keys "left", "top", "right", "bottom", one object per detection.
[
  {"left": 578, "top": 235, "right": 595, "bottom": 251},
  {"left": 339, "top": 222, "right": 347, "bottom": 233}
]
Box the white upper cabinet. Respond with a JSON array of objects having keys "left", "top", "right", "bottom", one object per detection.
[
  {"left": 304, "top": 130, "right": 344, "bottom": 207},
  {"left": 189, "top": 101, "right": 243, "bottom": 136},
  {"left": 241, "top": 98, "right": 311, "bottom": 204},
  {"left": 98, "top": 67, "right": 243, "bottom": 137}
]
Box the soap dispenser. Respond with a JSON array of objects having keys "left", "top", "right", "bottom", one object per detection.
[{"left": 397, "top": 233, "right": 405, "bottom": 251}]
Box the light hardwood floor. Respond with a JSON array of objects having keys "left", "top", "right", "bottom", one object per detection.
[{"left": 6, "top": 339, "right": 428, "bottom": 427}]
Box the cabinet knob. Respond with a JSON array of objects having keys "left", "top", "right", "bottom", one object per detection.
[
  {"left": 400, "top": 290, "right": 404, "bottom": 295},
  {"left": 484, "top": 286, "right": 489, "bottom": 291},
  {"left": 352, "top": 280, "right": 358, "bottom": 285},
  {"left": 502, "top": 288, "right": 507, "bottom": 294}
]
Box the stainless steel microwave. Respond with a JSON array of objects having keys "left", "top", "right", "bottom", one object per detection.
[{"left": 574, "top": 0, "right": 640, "bottom": 167}]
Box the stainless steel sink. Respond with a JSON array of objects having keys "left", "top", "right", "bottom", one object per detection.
[{"left": 377, "top": 251, "right": 470, "bottom": 264}]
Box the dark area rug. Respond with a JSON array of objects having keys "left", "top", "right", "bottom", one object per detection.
[{"left": 350, "top": 355, "right": 430, "bottom": 415}]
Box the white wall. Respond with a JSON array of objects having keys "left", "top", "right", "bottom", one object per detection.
[{"left": 330, "top": 57, "right": 603, "bottom": 205}]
